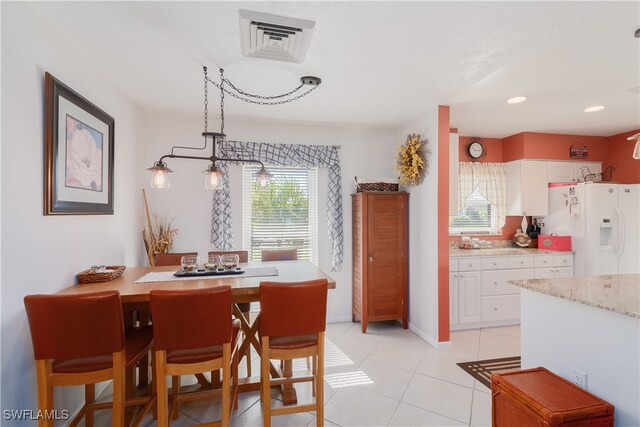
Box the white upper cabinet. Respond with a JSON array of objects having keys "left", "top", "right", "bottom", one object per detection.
[
  {"left": 548, "top": 161, "right": 602, "bottom": 183},
  {"left": 505, "top": 160, "right": 550, "bottom": 216}
]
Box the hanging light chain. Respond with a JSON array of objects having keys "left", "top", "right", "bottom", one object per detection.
[
  {"left": 222, "top": 77, "right": 305, "bottom": 100},
  {"left": 203, "top": 67, "right": 208, "bottom": 132},
  {"left": 207, "top": 77, "right": 319, "bottom": 106},
  {"left": 219, "top": 68, "right": 225, "bottom": 137}
]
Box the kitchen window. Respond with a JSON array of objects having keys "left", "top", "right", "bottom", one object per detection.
[
  {"left": 242, "top": 165, "right": 318, "bottom": 263},
  {"left": 449, "top": 187, "right": 499, "bottom": 235}
]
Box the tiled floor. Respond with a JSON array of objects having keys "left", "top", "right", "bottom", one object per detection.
[{"left": 86, "top": 322, "right": 521, "bottom": 426}]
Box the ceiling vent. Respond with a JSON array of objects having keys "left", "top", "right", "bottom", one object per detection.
[{"left": 239, "top": 10, "right": 315, "bottom": 64}]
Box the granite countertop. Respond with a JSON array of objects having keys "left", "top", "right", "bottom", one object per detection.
[
  {"left": 509, "top": 274, "right": 640, "bottom": 318},
  {"left": 450, "top": 248, "right": 573, "bottom": 257}
]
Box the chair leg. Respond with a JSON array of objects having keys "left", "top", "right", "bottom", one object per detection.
[
  {"left": 155, "top": 351, "right": 169, "bottom": 427},
  {"left": 312, "top": 355, "right": 317, "bottom": 397},
  {"left": 261, "top": 336, "right": 271, "bottom": 427},
  {"left": 232, "top": 347, "right": 239, "bottom": 410},
  {"left": 112, "top": 351, "right": 126, "bottom": 427},
  {"left": 316, "top": 333, "right": 325, "bottom": 427},
  {"left": 171, "top": 376, "right": 180, "bottom": 420},
  {"left": 35, "top": 360, "right": 54, "bottom": 427},
  {"left": 84, "top": 384, "right": 95, "bottom": 427},
  {"left": 221, "top": 344, "right": 231, "bottom": 426},
  {"left": 242, "top": 309, "right": 252, "bottom": 377}
]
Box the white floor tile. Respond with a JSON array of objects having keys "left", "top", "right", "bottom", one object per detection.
[
  {"left": 415, "top": 351, "right": 476, "bottom": 388},
  {"left": 307, "top": 417, "right": 342, "bottom": 426},
  {"left": 470, "top": 389, "right": 492, "bottom": 427},
  {"left": 389, "top": 402, "right": 467, "bottom": 426},
  {"left": 231, "top": 399, "right": 315, "bottom": 427},
  {"left": 324, "top": 386, "right": 399, "bottom": 427},
  {"left": 401, "top": 373, "right": 473, "bottom": 424},
  {"left": 479, "top": 330, "right": 520, "bottom": 353},
  {"left": 481, "top": 325, "right": 520, "bottom": 338},
  {"left": 476, "top": 345, "right": 519, "bottom": 361},
  {"left": 367, "top": 342, "right": 426, "bottom": 372},
  {"left": 356, "top": 359, "right": 413, "bottom": 400}
]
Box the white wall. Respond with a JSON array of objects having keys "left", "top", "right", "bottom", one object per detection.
[
  {"left": 395, "top": 108, "right": 442, "bottom": 347},
  {"left": 141, "top": 114, "right": 397, "bottom": 322},
  {"left": 1, "top": 3, "right": 143, "bottom": 420}
]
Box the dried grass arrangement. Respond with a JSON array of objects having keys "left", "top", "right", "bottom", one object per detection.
[
  {"left": 142, "top": 189, "right": 178, "bottom": 266},
  {"left": 397, "top": 133, "right": 429, "bottom": 186}
]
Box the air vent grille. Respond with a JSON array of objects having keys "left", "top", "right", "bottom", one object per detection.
[{"left": 239, "top": 10, "right": 315, "bottom": 64}]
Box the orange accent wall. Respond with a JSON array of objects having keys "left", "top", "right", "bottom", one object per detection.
[
  {"left": 604, "top": 129, "right": 640, "bottom": 184},
  {"left": 459, "top": 136, "right": 503, "bottom": 163},
  {"left": 438, "top": 105, "right": 450, "bottom": 343},
  {"left": 502, "top": 132, "right": 609, "bottom": 162},
  {"left": 501, "top": 133, "right": 525, "bottom": 162}
]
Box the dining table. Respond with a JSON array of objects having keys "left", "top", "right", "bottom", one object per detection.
[{"left": 56, "top": 260, "right": 336, "bottom": 407}]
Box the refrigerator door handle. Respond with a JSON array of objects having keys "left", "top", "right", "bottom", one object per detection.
[{"left": 615, "top": 208, "right": 625, "bottom": 259}]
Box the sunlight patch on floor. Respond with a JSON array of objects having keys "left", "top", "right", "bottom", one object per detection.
[{"left": 325, "top": 371, "right": 374, "bottom": 389}]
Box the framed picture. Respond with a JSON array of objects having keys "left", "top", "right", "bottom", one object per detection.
[{"left": 44, "top": 72, "right": 114, "bottom": 215}]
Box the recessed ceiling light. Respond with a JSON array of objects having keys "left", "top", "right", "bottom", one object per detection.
[
  {"left": 506, "top": 96, "right": 527, "bottom": 104},
  {"left": 584, "top": 105, "right": 605, "bottom": 113}
]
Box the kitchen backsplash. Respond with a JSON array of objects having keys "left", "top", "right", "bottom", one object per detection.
[{"left": 448, "top": 239, "right": 517, "bottom": 249}]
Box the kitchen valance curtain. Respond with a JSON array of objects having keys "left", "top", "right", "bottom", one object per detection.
[
  {"left": 458, "top": 162, "right": 507, "bottom": 229},
  {"left": 211, "top": 140, "right": 344, "bottom": 272}
]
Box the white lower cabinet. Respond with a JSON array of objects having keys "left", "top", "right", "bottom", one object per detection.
[
  {"left": 458, "top": 272, "right": 481, "bottom": 323},
  {"left": 450, "top": 253, "right": 573, "bottom": 330}
]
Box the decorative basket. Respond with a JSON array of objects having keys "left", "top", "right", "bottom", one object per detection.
[
  {"left": 77, "top": 265, "right": 126, "bottom": 284},
  {"left": 355, "top": 177, "right": 399, "bottom": 192}
]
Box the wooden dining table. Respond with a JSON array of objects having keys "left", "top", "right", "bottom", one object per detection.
[{"left": 57, "top": 260, "right": 336, "bottom": 406}]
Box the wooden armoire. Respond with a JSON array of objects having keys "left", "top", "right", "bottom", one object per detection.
[{"left": 352, "top": 192, "right": 409, "bottom": 333}]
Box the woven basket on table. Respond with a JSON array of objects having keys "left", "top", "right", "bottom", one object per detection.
[
  {"left": 355, "top": 177, "right": 399, "bottom": 193},
  {"left": 76, "top": 265, "right": 126, "bottom": 284}
]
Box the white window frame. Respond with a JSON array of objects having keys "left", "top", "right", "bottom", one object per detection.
[
  {"left": 449, "top": 187, "right": 499, "bottom": 235},
  {"left": 242, "top": 165, "right": 318, "bottom": 264}
]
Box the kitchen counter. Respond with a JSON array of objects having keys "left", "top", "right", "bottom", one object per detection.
[
  {"left": 450, "top": 247, "right": 573, "bottom": 257},
  {"left": 509, "top": 273, "right": 639, "bottom": 318},
  {"left": 516, "top": 273, "right": 640, "bottom": 426}
]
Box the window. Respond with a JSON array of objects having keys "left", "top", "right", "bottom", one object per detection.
[
  {"left": 449, "top": 187, "right": 498, "bottom": 235},
  {"left": 242, "top": 165, "right": 318, "bottom": 263}
]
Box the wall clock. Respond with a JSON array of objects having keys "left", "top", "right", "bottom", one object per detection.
[{"left": 466, "top": 138, "right": 487, "bottom": 162}]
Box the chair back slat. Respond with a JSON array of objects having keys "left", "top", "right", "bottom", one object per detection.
[
  {"left": 150, "top": 286, "right": 232, "bottom": 351},
  {"left": 24, "top": 291, "right": 125, "bottom": 360},
  {"left": 208, "top": 251, "right": 248, "bottom": 263},
  {"left": 154, "top": 252, "right": 198, "bottom": 266},
  {"left": 260, "top": 279, "right": 328, "bottom": 338},
  {"left": 261, "top": 249, "right": 298, "bottom": 262}
]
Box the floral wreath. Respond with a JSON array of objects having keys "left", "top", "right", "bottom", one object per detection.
[{"left": 396, "top": 133, "right": 429, "bottom": 186}]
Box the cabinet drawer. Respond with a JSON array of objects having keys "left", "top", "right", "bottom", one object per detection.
[
  {"left": 534, "top": 255, "right": 554, "bottom": 268},
  {"left": 450, "top": 258, "right": 459, "bottom": 272},
  {"left": 534, "top": 267, "right": 573, "bottom": 278},
  {"left": 482, "top": 295, "right": 520, "bottom": 322},
  {"left": 458, "top": 258, "right": 482, "bottom": 271},
  {"left": 481, "top": 257, "right": 510, "bottom": 270},
  {"left": 482, "top": 269, "right": 531, "bottom": 296},
  {"left": 508, "top": 256, "right": 534, "bottom": 269},
  {"left": 554, "top": 254, "right": 573, "bottom": 267}
]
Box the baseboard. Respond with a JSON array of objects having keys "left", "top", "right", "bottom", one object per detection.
[
  {"left": 408, "top": 322, "right": 450, "bottom": 349},
  {"left": 327, "top": 315, "right": 353, "bottom": 324},
  {"left": 451, "top": 319, "right": 520, "bottom": 331}
]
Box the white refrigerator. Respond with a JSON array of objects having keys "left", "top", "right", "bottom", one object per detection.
[{"left": 542, "top": 182, "right": 640, "bottom": 276}]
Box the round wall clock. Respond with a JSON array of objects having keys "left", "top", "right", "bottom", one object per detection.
[{"left": 466, "top": 138, "right": 487, "bottom": 161}]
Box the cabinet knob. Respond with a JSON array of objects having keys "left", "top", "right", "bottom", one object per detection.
[
  {"left": 493, "top": 282, "right": 498, "bottom": 286},
  {"left": 493, "top": 307, "right": 498, "bottom": 311},
  {"left": 520, "top": 261, "right": 524, "bottom": 265},
  {"left": 468, "top": 263, "right": 472, "bottom": 267},
  {"left": 369, "top": 256, "right": 373, "bottom": 263}
]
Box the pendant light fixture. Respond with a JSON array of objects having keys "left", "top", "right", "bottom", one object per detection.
[
  {"left": 147, "top": 67, "right": 320, "bottom": 190},
  {"left": 628, "top": 132, "right": 640, "bottom": 160}
]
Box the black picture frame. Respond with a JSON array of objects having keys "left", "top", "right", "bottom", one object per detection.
[{"left": 44, "top": 72, "right": 114, "bottom": 215}]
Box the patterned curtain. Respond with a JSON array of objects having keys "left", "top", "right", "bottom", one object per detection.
[
  {"left": 458, "top": 162, "right": 507, "bottom": 229},
  {"left": 211, "top": 140, "right": 344, "bottom": 271}
]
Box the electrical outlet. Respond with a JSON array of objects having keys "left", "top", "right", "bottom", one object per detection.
[{"left": 570, "top": 368, "right": 588, "bottom": 390}]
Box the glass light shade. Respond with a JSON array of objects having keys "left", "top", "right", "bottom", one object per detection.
[
  {"left": 255, "top": 167, "right": 272, "bottom": 188},
  {"left": 627, "top": 133, "right": 640, "bottom": 160},
  {"left": 147, "top": 163, "right": 172, "bottom": 189},
  {"left": 203, "top": 164, "right": 224, "bottom": 190}
]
